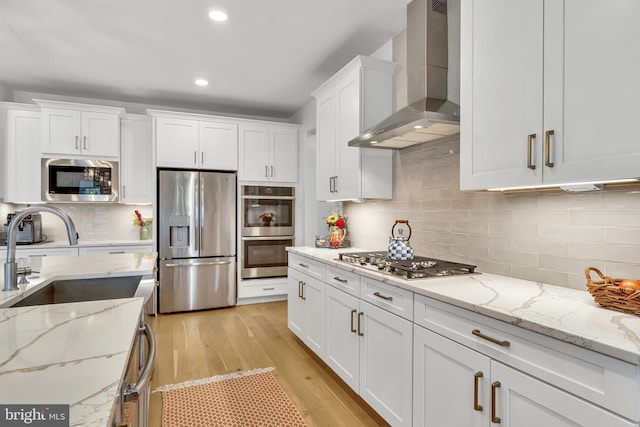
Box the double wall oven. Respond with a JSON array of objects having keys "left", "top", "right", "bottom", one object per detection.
[{"left": 241, "top": 185, "right": 294, "bottom": 279}]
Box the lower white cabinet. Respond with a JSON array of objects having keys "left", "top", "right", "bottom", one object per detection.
[
  {"left": 78, "top": 245, "right": 152, "bottom": 255},
  {"left": 0, "top": 247, "right": 80, "bottom": 259},
  {"left": 287, "top": 267, "right": 325, "bottom": 358}
]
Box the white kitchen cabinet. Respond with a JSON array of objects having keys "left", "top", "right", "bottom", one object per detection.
[
  {"left": 78, "top": 245, "right": 152, "bottom": 255},
  {"left": 287, "top": 267, "right": 325, "bottom": 358},
  {"left": 120, "top": 114, "right": 152, "bottom": 204},
  {"left": 35, "top": 99, "right": 123, "bottom": 158},
  {"left": 324, "top": 274, "right": 412, "bottom": 427},
  {"left": 1, "top": 103, "right": 42, "bottom": 203},
  {"left": 8, "top": 247, "right": 80, "bottom": 258},
  {"left": 460, "top": 0, "right": 640, "bottom": 190},
  {"left": 414, "top": 295, "right": 640, "bottom": 426},
  {"left": 153, "top": 114, "right": 238, "bottom": 171},
  {"left": 312, "top": 55, "right": 395, "bottom": 201},
  {"left": 414, "top": 326, "right": 635, "bottom": 427},
  {"left": 238, "top": 124, "right": 298, "bottom": 182}
]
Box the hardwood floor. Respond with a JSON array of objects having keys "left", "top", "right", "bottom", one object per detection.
[{"left": 147, "top": 300, "right": 389, "bottom": 426}]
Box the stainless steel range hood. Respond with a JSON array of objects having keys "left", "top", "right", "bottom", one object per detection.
[{"left": 349, "top": 0, "right": 459, "bottom": 149}]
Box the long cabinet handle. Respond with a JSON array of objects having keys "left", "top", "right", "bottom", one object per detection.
[
  {"left": 298, "top": 281, "right": 303, "bottom": 298},
  {"left": 122, "top": 184, "right": 126, "bottom": 199},
  {"left": 75, "top": 136, "right": 79, "bottom": 150},
  {"left": 265, "top": 166, "right": 268, "bottom": 178},
  {"left": 194, "top": 150, "right": 197, "bottom": 164},
  {"left": 333, "top": 276, "right": 348, "bottom": 283},
  {"left": 357, "top": 311, "right": 364, "bottom": 336},
  {"left": 350, "top": 309, "right": 357, "bottom": 333},
  {"left": 270, "top": 165, "right": 274, "bottom": 177},
  {"left": 472, "top": 329, "right": 510, "bottom": 347},
  {"left": 373, "top": 291, "right": 393, "bottom": 301},
  {"left": 545, "top": 130, "right": 555, "bottom": 167},
  {"left": 527, "top": 134, "right": 536, "bottom": 170},
  {"left": 491, "top": 381, "right": 501, "bottom": 424},
  {"left": 83, "top": 136, "right": 87, "bottom": 150},
  {"left": 301, "top": 282, "right": 306, "bottom": 300},
  {"left": 473, "top": 371, "right": 484, "bottom": 412}
]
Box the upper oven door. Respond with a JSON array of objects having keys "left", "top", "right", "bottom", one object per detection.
[
  {"left": 42, "top": 158, "right": 119, "bottom": 202},
  {"left": 242, "top": 185, "right": 294, "bottom": 237}
]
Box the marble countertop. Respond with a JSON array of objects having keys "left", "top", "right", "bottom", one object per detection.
[
  {"left": 0, "top": 252, "right": 157, "bottom": 426},
  {"left": 288, "top": 246, "right": 640, "bottom": 365},
  {"left": 0, "top": 239, "right": 153, "bottom": 249}
]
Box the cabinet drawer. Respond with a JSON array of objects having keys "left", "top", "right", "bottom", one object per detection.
[
  {"left": 326, "top": 265, "right": 360, "bottom": 297},
  {"left": 360, "top": 277, "right": 413, "bottom": 321},
  {"left": 415, "top": 295, "right": 640, "bottom": 422},
  {"left": 238, "top": 280, "right": 287, "bottom": 299},
  {"left": 288, "top": 253, "right": 325, "bottom": 281}
]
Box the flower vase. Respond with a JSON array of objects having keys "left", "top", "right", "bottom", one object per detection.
[
  {"left": 139, "top": 225, "right": 149, "bottom": 240},
  {"left": 329, "top": 226, "right": 346, "bottom": 247}
]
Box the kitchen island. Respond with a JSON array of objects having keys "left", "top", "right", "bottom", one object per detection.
[{"left": 0, "top": 252, "right": 156, "bottom": 427}]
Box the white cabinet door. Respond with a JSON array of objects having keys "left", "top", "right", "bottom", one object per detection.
[
  {"left": 269, "top": 126, "right": 297, "bottom": 182},
  {"left": 3, "top": 108, "right": 42, "bottom": 203},
  {"left": 359, "top": 300, "right": 413, "bottom": 427},
  {"left": 287, "top": 268, "right": 306, "bottom": 340},
  {"left": 81, "top": 111, "right": 120, "bottom": 157},
  {"left": 303, "top": 274, "right": 325, "bottom": 358},
  {"left": 335, "top": 68, "right": 362, "bottom": 200},
  {"left": 325, "top": 285, "right": 360, "bottom": 392},
  {"left": 460, "top": 0, "right": 543, "bottom": 190},
  {"left": 155, "top": 117, "right": 199, "bottom": 168},
  {"left": 238, "top": 124, "right": 269, "bottom": 181},
  {"left": 493, "top": 362, "right": 635, "bottom": 427},
  {"left": 316, "top": 93, "right": 338, "bottom": 200},
  {"left": 542, "top": 0, "right": 640, "bottom": 185},
  {"left": 413, "top": 325, "right": 489, "bottom": 427},
  {"left": 120, "top": 114, "right": 152, "bottom": 204},
  {"left": 41, "top": 107, "right": 82, "bottom": 155},
  {"left": 199, "top": 121, "right": 238, "bottom": 171},
  {"left": 15, "top": 247, "right": 79, "bottom": 258}
]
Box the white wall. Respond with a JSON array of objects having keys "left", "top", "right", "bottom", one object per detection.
[
  {"left": 343, "top": 137, "right": 640, "bottom": 290},
  {"left": 0, "top": 83, "right": 11, "bottom": 101}
]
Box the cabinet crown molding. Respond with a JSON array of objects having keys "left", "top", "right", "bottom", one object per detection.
[{"left": 33, "top": 99, "right": 126, "bottom": 116}]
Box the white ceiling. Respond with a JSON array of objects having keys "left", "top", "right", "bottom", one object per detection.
[{"left": 0, "top": 1, "right": 409, "bottom": 119}]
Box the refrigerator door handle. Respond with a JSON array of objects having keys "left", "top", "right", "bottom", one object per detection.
[
  {"left": 194, "top": 175, "right": 200, "bottom": 252},
  {"left": 165, "top": 260, "right": 233, "bottom": 268},
  {"left": 200, "top": 174, "right": 205, "bottom": 253}
]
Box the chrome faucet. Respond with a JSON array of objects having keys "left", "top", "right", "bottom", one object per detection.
[{"left": 3, "top": 206, "right": 78, "bottom": 292}]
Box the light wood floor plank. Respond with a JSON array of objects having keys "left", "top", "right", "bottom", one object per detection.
[{"left": 147, "top": 301, "right": 388, "bottom": 426}]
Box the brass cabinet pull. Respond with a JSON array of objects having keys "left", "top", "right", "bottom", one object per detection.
[
  {"left": 333, "top": 276, "right": 348, "bottom": 283},
  {"left": 350, "top": 309, "right": 357, "bottom": 333},
  {"left": 357, "top": 311, "right": 364, "bottom": 336},
  {"left": 491, "top": 381, "right": 501, "bottom": 424},
  {"left": 301, "top": 282, "right": 306, "bottom": 300},
  {"left": 472, "top": 329, "right": 510, "bottom": 347},
  {"left": 473, "top": 371, "right": 484, "bottom": 411},
  {"left": 373, "top": 291, "right": 393, "bottom": 301},
  {"left": 545, "top": 129, "right": 555, "bottom": 167},
  {"left": 527, "top": 133, "right": 536, "bottom": 170}
]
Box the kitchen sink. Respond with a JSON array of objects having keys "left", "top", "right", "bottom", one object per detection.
[{"left": 10, "top": 276, "right": 144, "bottom": 307}]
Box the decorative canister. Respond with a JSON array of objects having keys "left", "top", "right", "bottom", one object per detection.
[
  {"left": 329, "top": 225, "right": 347, "bottom": 247},
  {"left": 139, "top": 225, "right": 150, "bottom": 240},
  {"left": 387, "top": 220, "right": 414, "bottom": 260}
]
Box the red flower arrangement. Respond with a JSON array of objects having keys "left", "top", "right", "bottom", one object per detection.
[{"left": 132, "top": 210, "right": 153, "bottom": 227}]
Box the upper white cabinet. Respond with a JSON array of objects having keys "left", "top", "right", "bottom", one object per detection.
[
  {"left": 238, "top": 124, "right": 298, "bottom": 182},
  {"left": 312, "top": 55, "right": 395, "bottom": 201},
  {"left": 151, "top": 112, "right": 238, "bottom": 171},
  {"left": 1, "top": 103, "right": 42, "bottom": 203},
  {"left": 35, "top": 99, "right": 123, "bottom": 158},
  {"left": 120, "top": 114, "right": 152, "bottom": 204},
  {"left": 460, "top": 0, "right": 640, "bottom": 190}
]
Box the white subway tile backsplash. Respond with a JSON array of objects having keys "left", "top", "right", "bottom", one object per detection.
[{"left": 344, "top": 137, "right": 640, "bottom": 289}]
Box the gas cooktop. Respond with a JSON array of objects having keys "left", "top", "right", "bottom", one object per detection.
[{"left": 338, "top": 251, "right": 477, "bottom": 280}]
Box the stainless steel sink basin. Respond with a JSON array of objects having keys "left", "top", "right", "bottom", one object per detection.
[{"left": 10, "top": 276, "right": 143, "bottom": 307}]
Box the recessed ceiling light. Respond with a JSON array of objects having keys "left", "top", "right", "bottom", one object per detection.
[
  {"left": 414, "top": 125, "right": 424, "bottom": 129},
  {"left": 370, "top": 141, "right": 378, "bottom": 144},
  {"left": 209, "top": 10, "right": 228, "bottom": 22},
  {"left": 195, "top": 79, "right": 208, "bottom": 86}
]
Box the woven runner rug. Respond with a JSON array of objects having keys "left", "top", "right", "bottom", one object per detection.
[{"left": 153, "top": 367, "right": 307, "bottom": 427}]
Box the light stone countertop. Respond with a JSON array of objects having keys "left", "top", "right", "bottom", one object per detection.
[
  {"left": 0, "top": 239, "right": 153, "bottom": 249},
  {"left": 0, "top": 252, "right": 157, "bottom": 426},
  {"left": 287, "top": 246, "right": 640, "bottom": 365}
]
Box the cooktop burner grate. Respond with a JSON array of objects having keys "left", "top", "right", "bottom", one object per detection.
[{"left": 338, "top": 251, "right": 477, "bottom": 279}]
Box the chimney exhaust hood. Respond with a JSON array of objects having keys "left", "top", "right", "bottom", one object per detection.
[{"left": 349, "top": 0, "right": 460, "bottom": 149}]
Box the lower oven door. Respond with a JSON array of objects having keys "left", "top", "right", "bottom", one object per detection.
[{"left": 241, "top": 236, "right": 293, "bottom": 279}]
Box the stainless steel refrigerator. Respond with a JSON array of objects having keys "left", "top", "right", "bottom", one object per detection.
[{"left": 157, "top": 169, "right": 236, "bottom": 313}]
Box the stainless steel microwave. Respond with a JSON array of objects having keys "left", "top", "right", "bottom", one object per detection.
[{"left": 42, "top": 158, "right": 119, "bottom": 202}]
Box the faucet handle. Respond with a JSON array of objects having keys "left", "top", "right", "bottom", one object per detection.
[{"left": 16, "top": 266, "right": 32, "bottom": 285}]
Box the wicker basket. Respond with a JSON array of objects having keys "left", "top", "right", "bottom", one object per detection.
[{"left": 585, "top": 266, "right": 640, "bottom": 315}]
